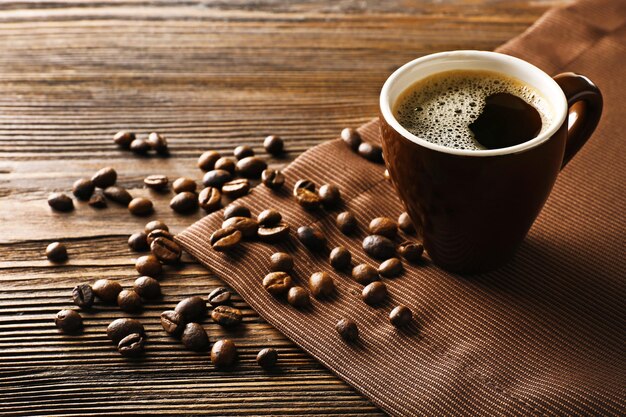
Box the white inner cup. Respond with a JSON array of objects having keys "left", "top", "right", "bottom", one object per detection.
[{"left": 379, "top": 50, "right": 568, "bottom": 157}]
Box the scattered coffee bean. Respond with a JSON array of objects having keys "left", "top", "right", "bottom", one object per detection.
[
  {"left": 336, "top": 318, "right": 358, "bottom": 342},
  {"left": 287, "top": 286, "right": 310, "bottom": 308},
  {"left": 293, "top": 179, "right": 315, "bottom": 196},
  {"left": 160, "top": 310, "right": 184, "bottom": 336},
  {"left": 261, "top": 168, "right": 285, "bottom": 190},
  {"left": 182, "top": 322, "right": 210, "bottom": 351},
  {"left": 233, "top": 145, "right": 255, "bottom": 160},
  {"left": 211, "top": 339, "right": 237, "bottom": 368},
  {"left": 48, "top": 193, "right": 74, "bottom": 212},
  {"left": 145, "top": 220, "right": 169, "bottom": 234},
  {"left": 147, "top": 229, "right": 174, "bottom": 246},
  {"left": 118, "top": 332, "right": 145, "bottom": 357},
  {"left": 133, "top": 276, "right": 161, "bottom": 299},
  {"left": 144, "top": 174, "right": 169, "bottom": 191},
  {"left": 107, "top": 318, "right": 144, "bottom": 344},
  {"left": 264, "top": 135, "right": 284, "bottom": 155},
  {"left": 336, "top": 211, "right": 357, "bottom": 234},
  {"left": 210, "top": 227, "right": 242, "bottom": 251},
  {"left": 211, "top": 305, "right": 242, "bottom": 327},
  {"left": 215, "top": 157, "right": 236, "bottom": 174},
  {"left": 46, "top": 242, "right": 68, "bottom": 263},
  {"left": 295, "top": 188, "right": 321, "bottom": 210},
  {"left": 113, "top": 131, "right": 135, "bottom": 149},
  {"left": 389, "top": 306, "right": 412, "bottom": 327},
  {"left": 224, "top": 204, "right": 251, "bottom": 220},
  {"left": 329, "top": 246, "right": 351, "bottom": 270},
  {"left": 135, "top": 254, "right": 162, "bottom": 277},
  {"left": 207, "top": 287, "right": 231, "bottom": 306},
  {"left": 198, "top": 150, "right": 221, "bottom": 172},
  {"left": 88, "top": 191, "right": 107, "bottom": 208},
  {"left": 202, "top": 169, "right": 232, "bottom": 188},
  {"left": 93, "top": 279, "right": 123, "bottom": 303},
  {"left": 117, "top": 289, "right": 143, "bottom": 313},
  {"left": 147, "top": 132, "right": 169, "bottom": 155},
  {"left": 397, "top": 241, "right": 424, "bottom": 263},
  {"left": 172, "top": 177, "right": 197, "bottom": 193},
  {"left": 221, "top": 179, "right": 250, "bottom": 199},
  {"left": 257, "top": 209, "right": 281, "bottom": 227},
  {"left": 384, "top": 169, "right": 391, "bottom": 181},
  {"left": 309, "top": 272, "right": 335, "bottom": 298},
  {"left": 72, "top": 178, "right": 95, "bottom": 201},
  {"left": 369, "top": 217, "right": 398, "bottom": 239},
  {"left": 269, "top": 252, "right": 294, "bottom": 272},
  {"left": 318, "top": 184, "right": 341, "bottom": 208},
  {"left": 236, "top": 156, "right": 267, "bottom": 178},
  {"left": 263, "top": 272, "right": 293, "bottom": 296},
  {"left": 72, "top": 284, "right": 94, "bottom": 309},
  {"left": 358, "top": 142, "right": 384, "bottom": 163},
  {"left": 378, "top": 257, "right": 403, "bottom": 278},
  {"left": 198, "top": 187, "right": 222, "bottom": 212},
  {"left": 256, "top": 348, "right": 278, "bottom": 369},
  {"left": 341, "top": 128, "right": 362, "bottom": 150},
  {"left": 103, "top": 186, "right": 133, "bottom": 205},
  {"left": 296, "top": 226, "right": 326, "bottom": 251},
  {"left": 363, "top": 235, "right": 396, "bottom": 260},
  {"left": 351, "top": 264, "right": 379, "bottom": 285},
  {"left": 175, "top": 296, "right": 207, "bottom": 322},
  {"left": 258, "top": 222, "right": 290, "bottom": 243},
  {"left": 128, "top": 197, "right": 153, "bottom": 216},
  {"left": 128, "top": 232, "right": 149, "bottom": 251},
  {"left": 222, "top": 216, "right": 258, "bottom": 238},
  {"left": 362, "top": 281, "right": 387, "bottom": 306},
  {"left": 55, "top": 309, "right": 82, "bottom": 334},
  {"left": 398, "top": 212, "right": 415, "bottom": 234},
  {"left": 91, "top": 167, "right": 117, "bottom": 188},
  {"left": 170, "top": 191, "right": 198, "bottom": 213},
  {"left": 130, "top": 138, "right": 151, "bottom": 155}
]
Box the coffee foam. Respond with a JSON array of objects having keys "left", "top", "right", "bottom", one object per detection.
[{"left": 393, "top": 70, "right": 553, "bottom": 150}]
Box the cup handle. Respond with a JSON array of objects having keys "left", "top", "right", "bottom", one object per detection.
[{"left": 553, "top": 72, "right": 603, "bottom": 169}]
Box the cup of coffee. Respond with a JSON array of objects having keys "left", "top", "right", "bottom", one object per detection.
[{"left": 379, "top": 50, "right": 602, "bottom": 273}]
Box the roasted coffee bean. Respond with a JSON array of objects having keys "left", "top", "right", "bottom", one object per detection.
[
  {"left": 363, "top": 235, "right": 396, "bottom": 260},
  {"left": 128, "top": 197, "right": 153, "bottom": 216},
  {"left": 72, "top": 284, "right": 94, "bottom": 309},
  {"left": 336, "top": 319, "right": 358, "bottom": 342},
  {"left": 221, "top": 179, "right": 250, "bottom": 199},
  {"left": 135, "top": 254, "right": 162, "bottom": 277},
  {"left": 215, "top": 157, "right": 236, "bottom": 174},
  {"left": 118, "top": 333, "right": 145, "bottom": 357},
  {"left": 93, "top": 279, "right": 123, "bottom": 303},
  {"left": 295, "top": 188, "right": 321, "bottom": 210},
  {"left": 222, "top": 216, "right": 258, "bottom": 238},
  {"left": 263, "top": 272, "right": 293, "bottom": 296},
  {"left": 88, "top": 191, "right": 107, "bottom": 208},
  {"left": 261, "top": 168, "right": 285, "bottom": 190},
  {"left": 117, "top": 289, "right": 143, "bottom": 313},
  {"left": 170, "top": 191, "right": 198, "bottom": 213},
  {"left": 209, "top": 227, "right": 242, "bottom": 251},
  {"left": 181, "top": 322, "right": 209, "bottom": 351},
  {"left": 147, "top": 132, "right": 169, "bottom": 155},
  {"left": 351, "top": 264, "right": 379, "bottom": 285},
  {"left": 128, "top": 232, "right": 149, "bottom": 251},
  {"left": 175, "top": 296, "right": 207, "bottom": 322},
  {"left": 236, "top": 156, "right": 267, "bottom": 179},
  {"left": 91, "top": 167, "right": 117, "bottom": 188},
  {"left": 145, "top": 220, "right": 169, "bottom": 234},
  {"left": 398, "top": 212, "right": 415, "bottom": 234},
  {"left": 130, "top": 138, "right": 151, "bottom": 155},
  {"left": 378, "top": 258, "right": 403, "bottom": 278},
  {"left": 224, "top": 204, "right": 251, "bottom": 219},
  {"left": 389, "top": 306, "right": 412, "bottom": 327},
  {"left": 318, "top": 184, "right": 341, "bottom": 208},
  {"left": 144, "top": 174, "right": 169, "bottom": 191},
  {"left": 384, "top": 169, "right": 391, "bottom": 181},
  {"left": 287, "top": 286, "right": 310, "bottom": 308},
  {"left": 160, "top": 310, "right": 184, "bottom": 335},
  {"left": 358, "top": 142, "right": 384, "bottom": 163},
  {"left": 269, "top": 252, "right": 294, "bottom": 272},
  {"left": 296, "top": 226, "right": 326, "bottom": 251},
  {"left": 341, "top": 128, "right": 362, "bottom": 150},
  {"left": 107, "top": 318, "right": 144, "bottom": 344},
  {"left": 264, "top": 135, "right": 284, "bottom": 155},
  {"left": 336, "top": 211, "right": 357, "bottom": 234},
  {"left": 46, "top": 242, "right": 68, "bottom": 263},
  {"left": 211, "top": 339, "right": 237, "bottom": 368},
  {"left": 258, "top": 223, "right": 290, "bottom": 243},
  {"left": 147, "top": 229, "right": 174, "bottom": 246},
  {"left": 48, "top": 193, "right": 74, "bottom": 212},
  {"left": 207, "top": 287, "right": 231, "bottom": 306},
  {"left": 233, "top": 145, "right": 255, "bottom": 160},
  {"left": 369, "top": 217, "right": 398, "bottom": 239},
  {"left": 133, "top": 276, "right": 161, "bottom": 299},
  {"left": 172, "top": 177, "right": 197, "bottom": 193},
  {"left": 103, "top": 186, "right": 133, "bottom": 205},
  {"left": 113, "top": 131, "right": 135, "bottom": 149},
  {"left": 72, "top": 178, "right": 95, "bottom": 201},
  {"left": 211, "top": 305, "right": 242, "bottom": 327},
  {"left": 55, "top": 309, "right": 82, "bottom": 334},
  {"left": 198, "top": 187, "right": 222, "bottom": 212},
  {"left": 293, "top": 179, "right": 315, "bottom": 195},
  {"left": 257, "top": 209, "right": 281, "bottom": 227},
  {"left": 256, "top": 347, "right": 278, "bottom": 369},
  {"left": 202, "top": 169, "right": 232, "bottom": 188},
  {"left": 397, "top": 241, "right": 424, "bottom": 263},
  {"left": 362, "top": 281, "right": 387, "bottom": 305},
  {"left": 329, "top": 246, "right": 351, "bottom": 270},
  {"left": 309, "top": 272, "right": 335, "bottom": 298},
  {"left": 198, "top": 150, "right": 221, "bottom": 172}
]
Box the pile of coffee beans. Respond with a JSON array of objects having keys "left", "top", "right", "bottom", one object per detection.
[{"left": 113, "top": 131, "right": 169, "bottom": 157}]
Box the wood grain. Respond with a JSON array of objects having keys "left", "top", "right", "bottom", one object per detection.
[{"left": 0, "top": 1, "right": 570, "bottom": 415}]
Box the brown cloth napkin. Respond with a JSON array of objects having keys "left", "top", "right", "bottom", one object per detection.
[{"left": 177, "top": 0, "right": 626, "bottom": 415}]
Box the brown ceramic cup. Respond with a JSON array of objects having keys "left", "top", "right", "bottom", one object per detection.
[{"left": 379, "top": 51, "right": 602, "bottom": 273}]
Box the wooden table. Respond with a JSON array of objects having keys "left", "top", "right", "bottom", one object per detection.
[{"left": 0, "top": 1, "right": 571, "bottom": 415}]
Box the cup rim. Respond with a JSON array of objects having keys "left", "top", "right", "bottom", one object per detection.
[{"left": 379, "top": 50, "right": 568, "bottom": 157}]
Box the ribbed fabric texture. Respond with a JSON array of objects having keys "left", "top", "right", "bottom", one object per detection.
[{"left": 177, "top": 1, "right": 626, "bottom": 415}]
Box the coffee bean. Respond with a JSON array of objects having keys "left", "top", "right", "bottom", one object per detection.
[
  {"left": 224, "top": 204, "right": 251, "bottom": 219},
  {"left": 113, "top": 131, "right": 135, "bottom": 149},
  {"left": 329, "top": 246, "right": 351, "bottom": 270},
  {"left": 147, "top": 229, "right": 174, "bottom": 246},
  {"left": 221, "top": 179, "right": 250, "bottom": 199},
  {"left": 134, "top": 276, "right": 161, "bottom": 299},
  {"left": 257, "top": 209, "right": 281, "bottom": 227},
  {"left": 336, "top": 211, "right": 357, "bottom": 234},
  {"left": 296, "top": 226, "right": 326, "bottom": 251},
  {"left": 160, "top": 310, "right": 184, "bottom": 336},
  {"left": 128, "top": 232, "right": 149, "bottom": 251},
  {"left": 46, "top": 242, "right": 68, "bottom": 263},
  {"left": 135, "top": 254, "right": 162, "bottom": 277},
  {"left": 130, "top": 138, "right": 151, "bottom": 155},
  {"left": 263, "top": 135, "right": 284, "bottom": 155},
  {"left": 378, "top": 258, "right": 403, "bottom": 278},
  {"left": 211, "top": 339, "right": 237, "bottom": 368},
  {"left": 147, "top": 132, "right": 169, "bottom": 155},
  {"left": 363, "top": 235, "right": 396, "bottom": 260},
  {"left": 145, "top": 220, "right": 169, "bottom": 234},
  {"left": 198, "top": 187, "right": 222, "bottom": 212},
  {"left": 295, "top": 188, "right": 321, "bottom": 210},
  {"left": 91, "top": 167, "right": 117, "bottom": 188},
  {"left": 175, "top": 296, "right": 207, "bottom": 322},
  {"left": 336, "top": 319, "right": 358, "bottom": 342},
  {"left": 207, "top": 287, "right": 231, "bottom": 306},
  {"left": 88, "top": 191, "right": 107, "bottom": 208},
  {"left": 55, "top": 309, "right": 83, "bottom": 334},
  {"left": 351, "top": 264, "right": 379, "bottom": 285},
  {"left": 172, "top": 177, "right": 197, "bottom": 193},
  {"left": 198, "top": 150, "right": 221, "bottom": 172},
  {"left": 202, "top": 169, "right": 232, "bottom": 188},
  {"left": 118, "top": 333, "right": 145, "bottom": 357},
  {"left": 182, "top": 322, "right": 209, "bottom": 351},
  {"left": 258, "top": 223, "right": 290, "bottom": 243},
  {"left": 397, "top": 241, "right": 424, "bottom": 263},
  {"left": 236, "top": 156, "right": 267, "bottom": 178},
  {"left": 293, "top": 179, "right": 315, "bottom": 196},
  {"left": 103, "top": 186, "right": 133, "bottom": 205},
  {"left": 261, "top": 168, "right": 285, "bottom": 190},
  {"left": 234, "top": 145, "right": 255, "bottom": 160},
  {"left": 341, "top": 128, "right": 362, "bottom": 150},
  {"left": 309, "top": 272, "right": 335, "bottom": 298},
  {"left": 389, "top": 306, "right": 412, "bottom": 327},
  {"left": 362, "top": 281, "right": 387, "bottom": 305},
  {"left": 144, "top": 174, "right": 169, "bottom": 191},
  {"left": 170, "top": 191, "right": 198, "bottom": 213},
  {"left": 263, "top": 272, "right": 293, "bottom": 296},
  {"left": 48, "top": 193, "right": 74, "bottom": 212},
  {"left": 72, "top": 284, "right": 94, "bottom": 309},
  {"left": 215, "top": 157, "right": 236, "bottom": 174},
  {"left": 107, "top": 318, "right": 145, "bottom": 344},
  {"left": 287, "top": 286, "right": 310, "bottom": 308},
  {"left": 117, "top": 289, "right": 143, "bottom": 313},
  {"left": 128, "top": 197, "right": 153, "bottom": 216},
  {"left": 384, "top": 169, "right": 391, "bottom": 181},
  {"left": 358, "top": 142, "right": 384, "bottom": 163},
  {"left": 93, "top": 279, "right": 123, "bottom": 303},
  {"left": 269, "top": 252, "right": 294, "bottom": 272},
  {"left": 256, "top": 348, "right": 278, "bottom": 369},
  {"left": 211, "top": 305, "right": 242, "bottom": 327},
  {"left": 72, "top": 178, "right": 95, "bottom": 201},
  {"left": 318, "top": 184, "right": 341, "bottom": 208},
  {"left": 369, "top": 217, "right": 397, "bottom": 239},
  {"left": 398, "top": 212, "right": 415, "bottom": 234},
  {"left": 209, "top": 227, "right": 242, "bottom": 251},
  {"left": 222, "top": 216, "right": 258, "bottom": 238}
]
